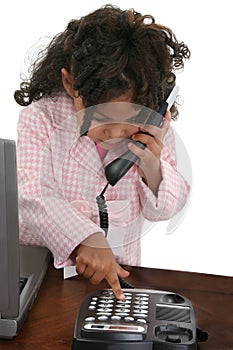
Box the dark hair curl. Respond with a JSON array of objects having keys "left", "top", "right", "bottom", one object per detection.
[{"left": 14, "top": 4, "right": 190, "bottom": 123}]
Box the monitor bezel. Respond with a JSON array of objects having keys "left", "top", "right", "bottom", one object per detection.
[{"left": 0, "top": 139, "right": 20, "bottom": 318}]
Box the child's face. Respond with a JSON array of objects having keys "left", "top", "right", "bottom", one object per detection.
[
  {"left": 75, "top": 93, "right": 144, "bottom": 148},
  {"left": 61, "top": 69, "right": 142, "bottom": 146}
]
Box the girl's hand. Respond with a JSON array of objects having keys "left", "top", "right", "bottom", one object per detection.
[
  {"left": 74, "top": 232, "right": 130, "bottom": 300},
  {"left": 128, "top": 111, "right": 171, "bottom": 193}
]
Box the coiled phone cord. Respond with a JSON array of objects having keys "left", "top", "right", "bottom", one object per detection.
[
  {"left": 96, "top": 183, "right": 135, "bottom": 289},
  {"left": 96, "top": 183, "right": 109, "bottom": 237}
]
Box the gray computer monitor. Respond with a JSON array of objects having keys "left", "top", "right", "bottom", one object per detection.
[
  {"left": 0, "top": 138, "right": 20, "bottom": 318},
  {"left": 0, "top": 138, "right": 50, "bottom": 339}
]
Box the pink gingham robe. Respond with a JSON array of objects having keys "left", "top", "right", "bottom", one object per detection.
[{"left": 17, "top": 91, "right": 190, "bottom": 268}]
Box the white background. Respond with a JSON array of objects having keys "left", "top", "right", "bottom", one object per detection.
[{"left": 1, "top": 1, "right": 232, "bottom": 276}]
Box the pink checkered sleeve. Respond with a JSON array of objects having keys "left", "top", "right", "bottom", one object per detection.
[
  {"left": 138, "top": 126, "right": 190, "bottom": 220},
  {"left": 17, "top": 106, "right": 105, "bottom": 268}
]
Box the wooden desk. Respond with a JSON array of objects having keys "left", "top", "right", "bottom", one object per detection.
[{"left": 0, "top": 265, "right": 232, "bottom": 350}]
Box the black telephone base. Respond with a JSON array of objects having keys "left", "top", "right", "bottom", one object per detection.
[{"left": 72, "top": 288, "right": 197, "bottom": 350}]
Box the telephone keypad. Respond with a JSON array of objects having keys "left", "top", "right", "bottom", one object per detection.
[{"left": 85, "top": 290, "right": 149, "bottom": 325}]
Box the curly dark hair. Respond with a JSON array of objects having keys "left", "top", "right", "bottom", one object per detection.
[{"left": 14, "top": 4, "right": 190, "bottom": 125}]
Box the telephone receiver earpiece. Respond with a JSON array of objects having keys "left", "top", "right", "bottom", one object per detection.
[{"left": 105, "top": 85, "right": 180, "bottom": 186}]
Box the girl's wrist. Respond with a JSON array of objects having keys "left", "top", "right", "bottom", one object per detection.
[{"left": 69, "top": 232, "right": 107, "bottom": 262}]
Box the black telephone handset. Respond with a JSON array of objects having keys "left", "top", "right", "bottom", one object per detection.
[
  {"left": 96, "top": 85, "right": 180, "bottom": 237},
  {"left": 105, "top": 85, "right": 180, "bottom": 186},
  {"left": 72, "top": 288, "right": 199, "bottom": 350}
]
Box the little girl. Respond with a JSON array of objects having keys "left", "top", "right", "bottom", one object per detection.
[{"left": 14, "top": 5, "right": 191, "bottom": 299}]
